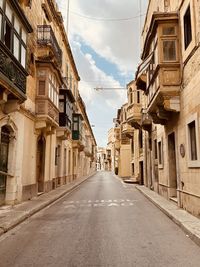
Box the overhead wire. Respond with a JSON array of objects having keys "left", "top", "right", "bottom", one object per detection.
[{"left": 70, "top": 11, "right": 145, "bottom": 22}]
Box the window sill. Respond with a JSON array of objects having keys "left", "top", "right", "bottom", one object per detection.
[{"left": 188, "top": 160, "right": 200, "bottom": 168}]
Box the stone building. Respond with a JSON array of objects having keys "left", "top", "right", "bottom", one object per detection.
[
  {"left": 0, "top": 0, "right": 96, "bottom": 206},
  {"left": 136, "top": 0, "right": 200, "bottom": 216}
]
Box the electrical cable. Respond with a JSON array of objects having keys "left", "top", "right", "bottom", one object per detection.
[{"left": 70, "top": 11, "right": 145, "bottom": 22}]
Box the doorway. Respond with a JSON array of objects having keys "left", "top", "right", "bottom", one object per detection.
[
  {"left": 36, "top": 136, "right": 46, "bottom": 193},
  {"left": 0, "top": 126, "right": 10, "bottom": 205},
  {"left": 139, "top": 161, "right": 144, "bottom": 185},
  {"left": 168, "top": 132, "right": 177, "bottom": 198}
]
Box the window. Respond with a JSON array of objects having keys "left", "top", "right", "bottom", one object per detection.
[
  {"left": 4, "top": 21, "right": 11, "bottom": 49},
  {"left": 55, "top": 147, "right": 58, "bottom": 166},
  {"left": 139, "top": 130, "right": 143, "bottom": 149},
  {"left": 163, "top": 40, "right": 176, "bottom": 61},
  {"left": 132, "top": 164, "right": 134, "bottom": 175},
  {"left": 13, "top": 34, "right": 20, "bottom": 60},
  {"left": 0, "top": 14, "right": 2, "bottom": 38},
  {"left": 137, "top": 90, "right": 140, "bottom": 103},
  {"left": 0, "top": 2, "right": 28, "bottom": 68},
  {"left": 163, "top": 26, "right": 175, "bottom": 36},
  {"left": 158, "top": 140, "right": 163, "bottom": 167},
  {"left": 184, "top": 5, "right": 192, "bottom": 50},
  {"left": 131, "top": 138, "right": 134, "bottom": 155},
  {"left": 154, "top": 139, "right": 158, "bottom": 159},
  {"left": 188, "top": 121, "right": 197, "bottom": 161},
  {"left": 64, "top": 148, "right": 67, "bottom": 175}
]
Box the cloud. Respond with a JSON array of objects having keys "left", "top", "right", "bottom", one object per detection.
[
  {"left": 57, "top": 0, "right": 147, "bottom": 75},
  {"left": 71, "top": 39, "right": 127, "bottom": 109},
  {"left": 56, "top": 0, "right": 148, "bottom": 146}
]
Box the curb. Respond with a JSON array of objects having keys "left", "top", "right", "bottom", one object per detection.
[
  {"left": 0, "top": 172, "right": 96, "bottom": 236},
  {"left": 136, "top": 185, "right": 200, "bottom": 247}
]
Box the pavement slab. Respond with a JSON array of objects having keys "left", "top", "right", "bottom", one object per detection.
[{"left": 136, "top": 185, "right": 200, "bottom": 246}]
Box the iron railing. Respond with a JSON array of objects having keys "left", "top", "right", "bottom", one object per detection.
[{"left": 37, "top": 25, "right": 62, "bottom": 66}]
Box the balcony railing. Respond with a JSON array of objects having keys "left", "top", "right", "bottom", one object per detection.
[
  {"left": 36, "top": 98, "right": 59, "bottom": 125},
  {"left": 37, "top": 25, "right": 62, "bottom": 67},
  {"left": 0, "top": 42, "right": 27, "bottom": 99},
  {"left": 127, "top": 103, "right": 142, "bottom": 129},
  {"left": 59, "top": 113, "right": 71, "bottom": 129},
  {"left": 121, "top": 123, "right": 134, "bottom": 138}
]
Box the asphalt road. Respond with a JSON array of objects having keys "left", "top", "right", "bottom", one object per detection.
[{"left": 0, "top": 171, "right": 200, "bottom": 267}]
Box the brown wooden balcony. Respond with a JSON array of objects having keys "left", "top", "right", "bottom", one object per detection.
[
  {"left": 127, "top": 103, "right": 142, "bottom": 129},
  {"left": 35, "top": 98, "right": 59, "bottom": 128},
  {"left": 136, "top": 12, "right": 181, "bottom": 125},
  {"left": 146, "top": 64, "right": 181, "bottom": 124},
  {"left": 121, "top": 122, "right": 134, "bottom": 138},
  {"left": 141, "top": 108, "right": 152, "bottom": 132},
  {"left": 37, "top": 25, "right": 62, "bottom": 67}
]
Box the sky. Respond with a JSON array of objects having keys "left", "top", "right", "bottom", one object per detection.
[{"left": 57, "top": 0, "right": 148, "bottom": 147}]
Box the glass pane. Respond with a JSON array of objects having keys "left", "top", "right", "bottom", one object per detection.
[
  {"left": 59, "top": 102, "right": 64, "bottom": 112},
  {"left": 13, "top": 34, "right": 20, "bottom": 60},
  {"left": 163, "top": 26, "right": 175, "bottom": 35},
  {"left": 5, "top": 2, "right": 12, "bottom": 22},
  {"left": 21, "top": 45, "right": 26, "bottom": 68},
  {"left": 21, "top": 28, "right": 27, "bottom": 43},
  {"left": 14, "top": 16, "right": 20, "bottom": 34},
  {"left": 48, "top": 84, "right": 51, "bottom": 98},
  {"left": 0, "top": 14, "right": 2, "bottom": 39},
  {"left": 189, "top": 121, "right": 197, "bottom": 160},
  {"left": 163, "top": 40, "right": 176, "bottom": 61}
]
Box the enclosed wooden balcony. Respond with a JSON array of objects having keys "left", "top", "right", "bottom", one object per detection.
[
  {"left": 72, "top": 114, "right": 85, "bottom": 151},
  {"left": 141, "top": 108, "right": 152, "bottom": 132},
  {"left": 136, "top": 12, "right": 181, "bottom": 125},
  {"left": 35, "top": 98, "right": 59, "bottom": 128},
  {"left": 37, "top": 25, "right": 62, "bottom": 67},
  {"left": 121, "top": 122, "right": 134, "bottom": 138},
  {"left": 127, "top": 103, "right": 142, "bottom": 129}
]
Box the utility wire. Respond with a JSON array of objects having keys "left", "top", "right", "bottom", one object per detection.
[{"left": 70, "top": 11, "right": 145, "bottom": 22}]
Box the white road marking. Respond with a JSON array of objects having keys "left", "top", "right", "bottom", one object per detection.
[
  {"left": 64, "top": 205, "right": 76, "bottom": 209},
  {"left": 108, "top": 203, "right": 119, "bottom": 207},
  {"left": 63, "top": 199, "right": 138, "bottom": 209}
]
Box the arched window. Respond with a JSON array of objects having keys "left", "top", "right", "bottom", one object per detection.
[{"left": 129, "top": 87, "right": 133, "bottom": 104}]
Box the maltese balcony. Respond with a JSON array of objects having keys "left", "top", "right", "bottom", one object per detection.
[
  {"left": 141, "top": 108, "right": 152, "bottom": 132},
  {"left": 114, "top": 140, "right": 120, "bottom": 150},
  {"left": 136, "top": 12, "right": 181, "bottom": 125},
  {"left": 35, "top": 98, "right": 59, "bottom": 130},
  {"left": 37, "top": 25, "right": 62, "bottom": 68},
  {"left": 126, "top": 103, "right": 142, "bottom": 129},
  {"left": 121, "top": 122, "right": 134, "bottom": 139},
  {"left": 72, "top": 114, "right": 85, "bottom": 152}
]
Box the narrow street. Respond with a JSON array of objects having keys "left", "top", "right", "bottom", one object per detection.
[{"left": 0, "top": 171, "right": 200, "bottom": 267}]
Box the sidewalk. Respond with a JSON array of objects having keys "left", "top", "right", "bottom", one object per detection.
[
  {"left": 0, "top": 173, "right": 96, "bottom": 237},
  {"left": 136, "top": 185, "right": 200, "bottom": 246}
]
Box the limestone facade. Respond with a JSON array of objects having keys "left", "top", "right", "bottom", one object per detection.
[
  {"left": 108, "top": 0, "right": 200, "bottom": 217},
  {"left": 0, "top": 0, "right": 96, "bottom": 206}
]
